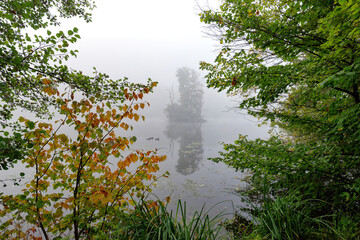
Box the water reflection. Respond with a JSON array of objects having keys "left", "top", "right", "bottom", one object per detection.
[
  {"left": 165, "top": 122, "right": 203, "bottom": 175},
  {"left": 164, "top": 67, "right": 204, "bottom": 175}
]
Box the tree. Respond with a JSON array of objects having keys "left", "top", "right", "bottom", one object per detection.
[
  {"left": 0, "top": 1, "right": 168, "bottom": 238},
  {"left": 0, "top": 81, "right": 165, "bottom": 239},
  {"left": 165, "top": 67, "right": 204, "bottom": 122},
  {"left": 0, "top": 0, "right": 152, "bottom": 171},
  {"left": 200, "top": 0, "right": 360, "bottom": 234}
]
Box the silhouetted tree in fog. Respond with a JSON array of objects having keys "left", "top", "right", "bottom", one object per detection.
[{"left": 165, "top": 67, "right": 204, "bottom": 122}]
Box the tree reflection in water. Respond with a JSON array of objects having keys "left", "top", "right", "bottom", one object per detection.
[{"left": 164, "top": 67, "right": 204, "bottom": 175}]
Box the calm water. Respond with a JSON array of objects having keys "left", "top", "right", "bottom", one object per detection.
[
  {"left": 1, "top": 85, "right": 269, "bottom": 219},
  {"left": 122, "top": 85, "right": 269, "bottom": 216}
]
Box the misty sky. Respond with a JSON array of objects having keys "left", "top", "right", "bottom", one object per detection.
[
  {"left": 64, "top": 0, "right": 220, "bottom": 85},
  {"left": 55, "top": 0, "right": 255, "bottom": 123}
]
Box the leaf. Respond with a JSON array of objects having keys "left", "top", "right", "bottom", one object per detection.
[
  {"left": 42, "top": 78, "right": 51, "bottom": 85},
  {"left": 338, "top": 0, "right": 346, "bottom": 5},
  {"left": 130, "top": 136, "right": 137, "bottom": 144},
  {"left": 36, "top": 200, "right": 46, "bottom": 209},
  {"left": 19, "top": 195, "right": 27, "bottom": 200},
  {"left": 25, "top": 121, "right": 35, "bottom": 130}
]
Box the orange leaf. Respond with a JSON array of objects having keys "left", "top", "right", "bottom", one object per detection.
[
  {"left": 132, "top": 92, "right": 138, "bottom": 100},
  {"left": 131, "top": 154, "right": 139, "bottom": 162},
  {"left": 42, "top": 78, "right": 51, "bottom": 85}
]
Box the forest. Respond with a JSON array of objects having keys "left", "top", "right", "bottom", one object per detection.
[{"left": 0, "top": 0, "right": 359, "bottom": 239}]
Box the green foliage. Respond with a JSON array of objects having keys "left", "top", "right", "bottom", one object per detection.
[
  {"left": 200, "top": 0, "right": 360, "bottom": 237},
  {"left": 251, "top": 194, "right": 321, "bottom": 240},
  {"left": 0, "top": 124, "right": 27, "bottom": 171},
  {"left": 0, "top": 0, "right": 155, "bottom": 171},
  {"left": 0, "top": 0, "right": 95, "bottom": 123},
  {"left": 232, "top": 193, "right": 338, "bottom": 240},
  {"left": 106, "top": 198, "right": 228, "bottom": 240}
]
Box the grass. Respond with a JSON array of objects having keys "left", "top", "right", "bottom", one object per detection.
[
  {"left": 224, "top": 191, "right": 360, "bottom": 240},
  {"left": 105, "top": 198, "right": 230, "bottom": 240}
]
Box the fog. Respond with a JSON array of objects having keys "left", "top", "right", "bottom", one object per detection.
[{"left": 6, "top": 0, "right": 270, "bottom": 214}]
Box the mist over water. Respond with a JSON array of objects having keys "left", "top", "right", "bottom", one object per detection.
[
  {"left": 9, "top": 68, "right": 268, "bottom": 213},
  {"left": 1, "top": 0, "right": 270, "bottom": 216},
  {"left": 120, "top": 66, "right": 269, "bottom": 215}
]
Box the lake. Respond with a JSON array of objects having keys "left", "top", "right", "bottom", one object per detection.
[
  {"left": 1, "top": 83, "right": 269, "bottom": 220},
  {"left": 121, "top": 84, "right": 270, "bottom": 217}
]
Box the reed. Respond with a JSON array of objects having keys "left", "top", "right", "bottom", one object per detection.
[{"left": 106, "top": 198, "right": 230, "bottom": 240}]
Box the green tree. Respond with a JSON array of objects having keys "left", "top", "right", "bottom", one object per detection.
[
  {"left": 0, "top": 0, "right": 153, "bottom": 171},
  {"left": 200, "top": 0, "right": 360, "bottom": 235}
]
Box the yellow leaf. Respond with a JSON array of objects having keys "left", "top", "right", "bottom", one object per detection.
[
  {"left": 90, "top": 191, "right": 103, "bottom": 204},
  {"left": 43, "top": 86, "right": 54, "bottom": 96},
  {"left": 131, "top": 154, "right": 138, "bottom": 162}
]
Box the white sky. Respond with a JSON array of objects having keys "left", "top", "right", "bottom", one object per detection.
[{"left": 64, "top": 0, "right": 220, "bottom": 86}]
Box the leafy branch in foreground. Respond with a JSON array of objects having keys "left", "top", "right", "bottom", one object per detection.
[
  {"left": 0, "top": 81, "right": 167, "bottom": 239},
  {"left": 1, "top": 0, "right": 152, "bottom": 172}
]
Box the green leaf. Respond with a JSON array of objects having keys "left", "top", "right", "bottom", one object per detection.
[
  {"left": 338, "top": 0, "right": 346, "bottom": 5},
  {"left": 19, "top": 195, "right": 26, "bottom": 200},
  {"left": 26, "top": 121, "right": 35, "bottom": 130},
  {"left": 130, "top": 136, "right": 137, "bottom": 143},
  {"left": 36, "top": 200, "right": 46, "bottom": 209}
]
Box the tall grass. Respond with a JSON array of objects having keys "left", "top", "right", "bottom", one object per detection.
[
  {"left": 106, "top": 198, "right": 230, "bottom": 240},
  {"left": 252, "top": 193, "right": 314, "bottom": 239},
  {"left": 226, "top": 191, "right": 354, "bottom": 240}
]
